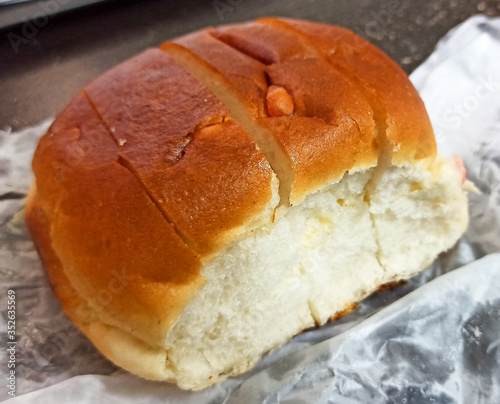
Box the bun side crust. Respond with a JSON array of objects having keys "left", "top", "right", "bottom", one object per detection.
[
  {"left": 25, "top": 187, "right": 176, "bottom": 381},
  {"left": 25, "top": 186, "right": 82, "bottom": 316},
  {"left": 28, "top": 93, "right": 205, "bottom": 347}
]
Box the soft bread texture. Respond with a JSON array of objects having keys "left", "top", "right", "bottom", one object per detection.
[{"left": 26, "top": 18, "right": 469, "bottom": 390}]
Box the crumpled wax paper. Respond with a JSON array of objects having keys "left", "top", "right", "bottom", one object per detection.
[{"left": 1, "top": 14, "right": 499, "bottom": 404}]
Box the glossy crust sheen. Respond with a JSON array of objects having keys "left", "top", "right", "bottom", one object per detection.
[
  {"left": 27, "top": 71, "right": 275, "bottom": 348},
  {"left": 84, "top": 49, "right": 276, "bottom": 258},
  {"left": 27, "top": 93, "right": 205, "bottom": 348},
  {"left": 278, "top": 18, "right": 436, "bottom": 163},
  {"left": 26, "top": 19, "right": 437, "bottom": 384},
  {"left": 176, "top": 22, "right": 382, "bottom": 203}
]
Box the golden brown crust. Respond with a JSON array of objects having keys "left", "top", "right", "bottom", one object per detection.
[
  {"left": 328, "top": 303, "right": 359, "bottom": 322},
  {"left": 26, "top": 188, "right": 175, "bottom": 381},
  {"left": 377, "top": 280, "right": 408, "bottom": 292},
  {"left": 28, "top": 93, "right": 205, "bottom": 347},
  {"left": 25, "top": 185, "right": 82, "bottom": 316},
  {"left": 173, "top": 30, "right": 269, "bottom": 116},
  {"left": 175, "top": 23, "right": 379, "bottom": 204},
  {"left": 85, "top": 49, "right": 275, "bottom": 257},
  {"left": 213, "top": 21, "right": 318, "bottom": 64},
  {"left": 260, "top": 115, "right": 376, "bottom": 203},
  {"left": 276, "top": 18, "right": 437, "bottom": 164}
]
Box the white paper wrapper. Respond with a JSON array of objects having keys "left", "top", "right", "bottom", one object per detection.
[{"left": 1, "top": 15, "right": 499, "bottom": 403}]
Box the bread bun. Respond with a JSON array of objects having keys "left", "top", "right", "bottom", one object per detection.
[{"left": 26, "top": 18, "right": 469, "bottom": 390}]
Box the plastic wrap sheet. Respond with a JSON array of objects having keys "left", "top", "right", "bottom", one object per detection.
[{"left": 0, "top": 14, "right": 499, "bottom": 403}]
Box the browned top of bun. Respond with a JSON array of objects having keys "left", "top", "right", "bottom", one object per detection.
[
  {"left": 84, "top": 49, "right": 276, "bottom": 258},
  {"left": 170, "top": 21, "right": 383, "bottom": 204},
  {"left": 175, "top": 30, "right": 269, "bottom": 116},
  {"left": 277, "top": 18, "right": 436, "bottom": 164}
]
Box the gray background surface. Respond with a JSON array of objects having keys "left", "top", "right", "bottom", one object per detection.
[{"left": 0, "top": 0, "right": 499, "bottom": 130}]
